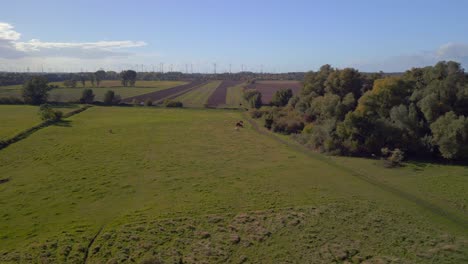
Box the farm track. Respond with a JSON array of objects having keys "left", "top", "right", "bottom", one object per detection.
[
  {"left": 243, "top": 113, "right": 468, "bottom": 230},
  {"left": 122, "top": 80, "right": 207, "bottom": 103},
  {"left": 206, "top": 80, "right": 243, "bottom": 107}
]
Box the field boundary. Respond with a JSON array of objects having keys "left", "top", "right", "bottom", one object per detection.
[
  {"left": 0, "top": 105, "right": 92, "bottom": 151},
  {"left": 156, "top": 81, "right": 209, "bottom": 103},
  {"left": 122, "top": 80, "right": 208, "bottom": 103},
  {"left": 243, "top": 113, "right": 468, "bottom": 230}
]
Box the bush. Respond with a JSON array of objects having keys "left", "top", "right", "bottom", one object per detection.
[
  {"left": 0, "top": 97, "right": 23, "bottom": 104},
  {"left": 144, "top": 99, "right": 153, "bottom": 106},
  {"left": 103, "top": 90, "right": 121, "bottom": 105},
  {"left": 164, "top": 100, "right": 183, "bottom": 108},
  {"left": 381, "top": 147, "right": 405, "bottom": 167},
  {"left": 249, "top": 109, "right": 263, "bottom": 119},
  {"left": 80, "top": 89, "right": 95, "bottom": 104},
  {"left": 243, "top": 89, "right": 262, "bottom": 109},
  {"left": 38, "top": 104, "right": 63, "bottom": 121},
  {"left": 271, "top": 88, "right": 293, "bottom": 107}
]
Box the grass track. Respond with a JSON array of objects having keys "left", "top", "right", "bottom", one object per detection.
[{"left": 173, "top": 81, "right": 222, "bottom": 107}]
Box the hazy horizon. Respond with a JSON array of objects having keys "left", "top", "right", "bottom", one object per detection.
[{"left": 1, "top": 0, "right": 468, "bottom": 73}]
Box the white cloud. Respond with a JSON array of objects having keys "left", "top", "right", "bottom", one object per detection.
[
  {"left": 0, "top": 23, "right": 20, "bottom": 40},
  {"left": 0, "top": 22, "right": 147, "bottom": 60}
]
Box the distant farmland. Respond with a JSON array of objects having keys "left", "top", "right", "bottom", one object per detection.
[
  {"left": 0, "top": 81, "right": 187, "bottom": 102},
  {"left": 246, "top": 80, "right": 302, "bottom": 103}
]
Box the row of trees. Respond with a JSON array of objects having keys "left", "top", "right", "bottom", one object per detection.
[
  {"left": 258, "top": 61, "right": 468, "bottom": 162},
  {"left": 21, "top": 76, "right": 121, "bottom": 105}
]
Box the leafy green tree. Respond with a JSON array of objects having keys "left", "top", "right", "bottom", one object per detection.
[
  {"left": 120, "top": 70, "right": 138, "bottom": 87},
  {"left": 89, "top": 74, "right": 96, "bottom": 87},
  {"left": 94, "top": 70, "right": 106, "bottom": 87},
  {"left": 22, "top": 76, "right": 50, "bottom": 105},
  {"left": 243, "top": 89, "right": 262, "bottom": 108},
  {"left": 80, "top": 89, "right": 95, "bottom": 104},
  {"left": 430, "top": 111, "right": 468, "bottom": 160},
  {"left": 271, "top": 88, "right": 293, "bottom": 107},
  {"left": 79, "top": 74, "right": 87, "bottom": 87},
  {"left": 103, "top": 90, "right": 115, "bottom": 105}
]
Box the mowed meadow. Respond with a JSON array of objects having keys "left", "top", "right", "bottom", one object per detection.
[{"left": 0, "top": 106, "right": 467, "bottom": 263}]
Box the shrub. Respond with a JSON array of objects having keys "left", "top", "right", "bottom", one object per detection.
[
  {"left": 164, "top": 100, "right": 183, "bottom": 108},
  {"left": 249, "top": 109, "right": 263, "bottom": 119},
  {"left": 80, "top": 89, "right": 95, "bottom": 104},
  {"left": 381, "top": 147, "right": 405, "bottom": 167},
  {"left": 144, "top": 99, "right": 153, "bottom": 106},
  {"left": 271, "top": 88, "right": 293, "bottom": 107},
  {"left": 103, "top": 91, "right": 121, "bottom": 105},
  {"left": 243, "top": 89, "right": 262, "bottom": 109},
  {"left": 0, "top": 97, "right": 23, "bottom": 104},
  {"left": 38, "top": 104, "right": 63, "bottom": 121}
]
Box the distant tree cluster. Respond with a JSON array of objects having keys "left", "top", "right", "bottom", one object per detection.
[
  {"left": 259, "top": 61, "right": 468, "bottom": 162},
  {"left": 120, "top": 70, "right": 137, "bottom": 86}
]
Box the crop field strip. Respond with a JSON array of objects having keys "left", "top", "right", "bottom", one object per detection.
[
  {"left": 206, "top": 80, "right": 244, "bottom": 107},
  {"left": 246, "top": 80, "right": 302, "bottom": 103},
  {"left": 172, "top": 81, "right": 222, "bottom": 107},
  {"left": 122, "top": 80, "right": 208, "bottom": 104}
]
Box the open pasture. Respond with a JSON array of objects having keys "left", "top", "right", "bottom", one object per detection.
[
  {"left": 0, "top": 104, "right": 80, "bottom": 140},
  {"left": 0, "top": 106, "right": 466, "bottom": 263}
]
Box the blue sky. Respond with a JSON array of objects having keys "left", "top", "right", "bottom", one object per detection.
[{"left": 1, "top": 0, "right": 468, "bottom": 72}]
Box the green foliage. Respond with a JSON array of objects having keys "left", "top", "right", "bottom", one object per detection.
[
  {"left": 285, "top": 61, "right": 468, "bottom": 161},
  {"left": 164, "top": 100, "right": 183, "bottom": 107},
  {"left": 381, "top": 147, "right": 405, "bottom": 167},
  {"left": 249, "top": 109, "right": 264, "bottom": 119},
  {"left": 271, "top": 88, "right": 293, "bottom": 107},
  {"left": 430, "top": 111, "right": 468, "bottom": 160},
  {"left": 80, "top": 89, "right": 95, "bottom": 104},
  {"left": 38, "top": 104, "right": 63, "bottom": 121},
  {"left": 94, "top": 70, "right": 106, "bottom": 87},
  {"left": 120, "top": 70, "right": 138, "bottom": 87},
  {"left": 263, "top": 107, "right": 304, "bottom": 134},
  {"left": 103, "top": 90, "right": 121, "bottom": 105},
  {"left": 22, "top": 76, "right": 51, "bottom": 105},
  {"left": 243, "top": 89, "right": 262, "bottom": 108},
  {"left": 144, "top": 98, "right": 153, "bottom": 106}
]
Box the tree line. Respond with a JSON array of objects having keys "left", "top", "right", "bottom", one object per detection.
[{"left": 252, "top": 61, "right": 468, "bottom": 162}]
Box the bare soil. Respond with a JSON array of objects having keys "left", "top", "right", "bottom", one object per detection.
[
  {"left": 122, "top": 80, "right": 207, "bottom": 103},
  {"left": 206, "top": 80, "right": 243, "bottom": 107},
  {"left": 246, "top": 80, "right": 302, "bottom": 103}
]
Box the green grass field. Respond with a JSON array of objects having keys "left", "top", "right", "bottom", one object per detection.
[
  {"left": 0, "top": 106, "right": 466, "bottom": 263},
  {"left": 225, "top": 83, "right": 246, "bottom": 108},
  {"left": 0, "top": 81, "right": 186, "bottom": 102},
  {"left": 0, "top": 104, "right": 81, "bottom": 140},
  {"left": 173, "top": 81, "right": 221, "bottom": 107}
]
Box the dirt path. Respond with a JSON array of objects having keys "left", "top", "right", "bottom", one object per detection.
[
  {"left": 206, "top": 80, "right": 243, "bottom": 107},
  {"left": 122, "top": 80, "right": 207, "bottom": 103},
  {"left": 243, "top": 113, "right": 468, "bottom": 230}
]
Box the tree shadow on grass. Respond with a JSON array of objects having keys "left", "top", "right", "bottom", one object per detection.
[{"left": 53, "top": 120, "right": 72, "bottom": 127}]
